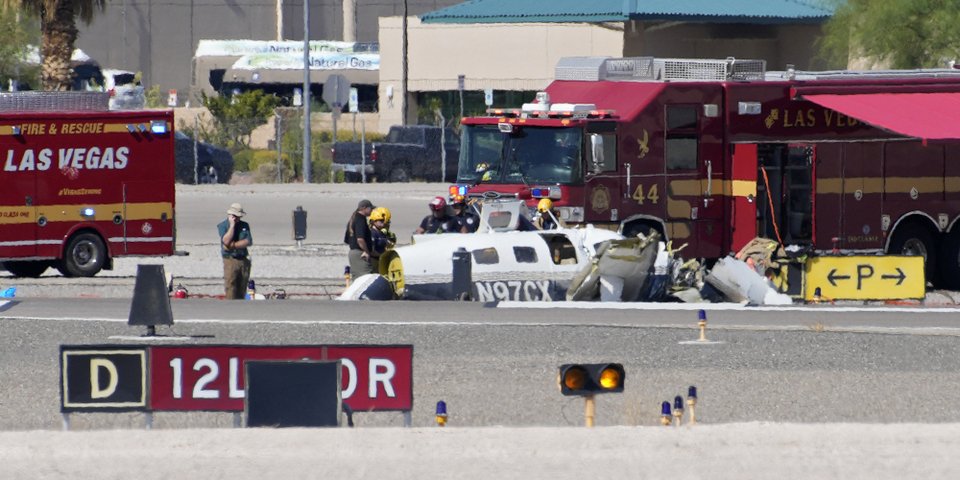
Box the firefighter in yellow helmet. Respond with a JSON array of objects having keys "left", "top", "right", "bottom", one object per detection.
[
  {"left": 534, "top": 198, "right": 564, "bottom": 230},
  {"left": 368, "top": 207, "right": 397, "bottom": 264}
]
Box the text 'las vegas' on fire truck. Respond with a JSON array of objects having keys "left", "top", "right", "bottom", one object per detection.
[
  {"left": 1, "top": 91, "right": 177, "bottom": 278},
  {"left": 451, "top": 56, "right": 960, "bottom": 290}
]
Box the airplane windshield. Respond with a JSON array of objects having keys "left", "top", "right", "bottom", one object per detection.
[{"left": 457, "top": 125, "right": 583, "bottom": 185}]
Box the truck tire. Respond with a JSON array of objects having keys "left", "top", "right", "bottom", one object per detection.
[
  {"left": 887, "top": 221, "right": 938, "bottom": 287},
  {"left": 938, "top": 228, "right": 960, "bottom": 290},
  {"left": 1, "top": 260, "right": 49, "bottom": 278},
  {"left": 60, "top": 232, "right": 107, "bottom": 277},
  {"left": 389, "top": 164, "right": 410, "bottom": 183},
  {"left": 622, "top": 221, "right": 664, "bottom": 241}
]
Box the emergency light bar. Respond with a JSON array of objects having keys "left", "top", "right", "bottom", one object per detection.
[
  {"left": 531, "top": 186, "right": 561, "bottom": 199},
  {"left": 449, "top": 185, "right": 469, "bottom": 197},
  {"left": 150, "top": 120, "right": 169, "bottom": 134}
]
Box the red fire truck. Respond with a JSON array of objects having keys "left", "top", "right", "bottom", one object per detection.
[
  {"left": 455, "top": 57, "right": 960, "bottom": 289},
  {"left": 0, "top": 92, "right": 176, "bottom": 278}
]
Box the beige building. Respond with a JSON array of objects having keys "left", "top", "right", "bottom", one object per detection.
[
  {"left": 376, "top": 17, "right": 822, "bottom": 133},
  {"left": 376, "top": 17, "right": 623, "bottom": 130}
]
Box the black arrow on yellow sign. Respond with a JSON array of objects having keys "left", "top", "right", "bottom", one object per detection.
[
  {"left": 881, "top": 267, "right": 906, "bottom": 285},
  {"left": 827, "top": 269, "right": 850, "bottom": 287}
]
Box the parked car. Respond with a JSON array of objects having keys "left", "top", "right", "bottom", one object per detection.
[
  {"left": 174, "top": 132, "right": 234, "bottom": 184},
  {"left": 332, "top": 125, "right": 459, "bottom": 183}
]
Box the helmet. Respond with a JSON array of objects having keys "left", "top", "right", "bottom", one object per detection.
[
  {"left": 450, "top": 195, "right": 466, "bottom": 206},
  {"left": 370, "top": 207, "right": 391, "bottom": 223},
  {"left": 429, "top": 196, "right": 447, "bottom": 211},
  {"left": 537, "top": 198, "right": 554, "bottom": 212}
]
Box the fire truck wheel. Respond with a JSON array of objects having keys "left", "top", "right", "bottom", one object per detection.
[
  {"left": 887, "top": 223, "right": 938, "bottom": 287},
  {"left": 938, "top": 229, "right": 960, "bottom": 290},
  {"left": 61, "top": 233, "right": 107, "bottom": 277},
  {"left": 1, "top": 261, "right": 49, "bottom": 278},
  {"left": 622, "top": 222, "right": 664, "bottom": 241}
]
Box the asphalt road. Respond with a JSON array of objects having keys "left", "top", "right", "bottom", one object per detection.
[{"left": 2, "top": 298, "right": 960, "bottom": 430}]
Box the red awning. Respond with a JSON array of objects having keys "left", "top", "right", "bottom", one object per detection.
[{"left": 803, "top": 92, "right": 960, "bottom": 141}]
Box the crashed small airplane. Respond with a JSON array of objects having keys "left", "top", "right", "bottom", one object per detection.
[
  {"left": 340, "top": 199, "right": 795, "bottom": 304},
  {"left": 342, "top": 200, "right": 625, "bottom": 301}
]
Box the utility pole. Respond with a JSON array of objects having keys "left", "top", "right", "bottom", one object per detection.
[
  {"left": 401, "top": 0, "right": 408, "bottom": 126},
  {"left": 302, "top": 0, "right": 312, "bottom": 182}
]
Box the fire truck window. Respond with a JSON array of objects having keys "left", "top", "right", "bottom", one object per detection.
[
  {"left": 592, "top": 133, "right": 617, "bottom": 172},
  {"left": 472, "top": 247, "right": 500, "bottom": 264},
  {"left": 666, "top": 106, "right": 699, "bottom": 170},
  {"left": 513, "top": 246, "right": 538, "bottom": 263},
  {"left": 666, "top": 136, "right": 698, "bottom": 170},
  {"left": 667, "top": 106, "right": 697, "bottom": 129}
]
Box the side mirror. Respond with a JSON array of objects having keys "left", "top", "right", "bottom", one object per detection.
[{"left": 589, "top": 134, "right": 604, "bottom": 173}]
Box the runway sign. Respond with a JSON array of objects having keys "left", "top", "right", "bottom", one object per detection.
[
  {"left": 804, "top": 255, "right": 925, "bottom": 301},
  {"left": 149, "top": 345, "right": 413, "bottom": 412},
  {"left": 60, "top": 346, "right": 147, "bottom": 412}
]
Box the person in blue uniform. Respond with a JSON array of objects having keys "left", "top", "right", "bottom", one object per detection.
[
  {"left": 451, "top": 195, "right": 480, "bottom": 233},
  {"left": 415, "top": 196, "right": 459, "bottom": 234}
]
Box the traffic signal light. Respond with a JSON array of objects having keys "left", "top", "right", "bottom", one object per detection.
[{"left": 558, "top": 363, "right": 625, "bottom": 396}]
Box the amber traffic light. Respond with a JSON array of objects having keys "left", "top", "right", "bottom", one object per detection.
[{"left": 558, "top": 363, "right": 625, "bottom": 396}]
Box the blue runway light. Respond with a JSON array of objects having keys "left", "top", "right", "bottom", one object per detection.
[
  {"left": 688, "top": 386, "right": 697, "bottom": 400},
  {"left": 698, "top": 309, "right": 706, "bottom": 321},
  {"left": 661, "top": 401, "right": 671, "bottom": 416},
  {"left": 674, "top": 396, "right": 684, "bottom": 412},
  {"left": 435, "top": 400, "right": 448, "bottom": 427}
]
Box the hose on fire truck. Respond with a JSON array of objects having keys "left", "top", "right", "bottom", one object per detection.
[{"left": 760, "top": 166, "right": 784, "bottom": 246}]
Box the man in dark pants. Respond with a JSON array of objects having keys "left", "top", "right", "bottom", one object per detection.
[
  {"left": 218, "top": 202, "right": 253, "bottom": 299},
  {"left": 345, "top": 199, "right": 375, "bottom": 276}
]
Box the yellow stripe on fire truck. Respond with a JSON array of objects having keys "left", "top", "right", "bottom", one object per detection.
[
  {"left": 0, "top": 202, "right": 172, "bottom": 225},
  {"left": 667, "top": 177, "right": 960, "bottom": 197},
  {"left": 0, "top": 123, "right": 167, "bottom": 135}
]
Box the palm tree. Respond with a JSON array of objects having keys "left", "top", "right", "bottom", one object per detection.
[{"left": 1, "top": 1, "right": 106, "bottom": 90}]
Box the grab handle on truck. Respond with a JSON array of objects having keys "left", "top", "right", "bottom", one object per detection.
[{"left": 704, "top": 160, "right": 712, "bottom": 206}]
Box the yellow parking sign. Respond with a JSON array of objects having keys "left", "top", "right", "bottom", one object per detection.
[{"left": 804, "top": 256, "right": 925, "bottom": 301}]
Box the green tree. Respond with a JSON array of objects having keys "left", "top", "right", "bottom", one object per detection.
[
  {"left": 1, "top": 1, "right": 107, "bottom": 90},
  {"left": 818, "top": 0, "right": 960, "bottom": 69},
  {"left": 0, "top": 7, "right": 39, "bottom": 89},
  {"left": 201, "top": 89, "right": 281, "bottom": 150}
]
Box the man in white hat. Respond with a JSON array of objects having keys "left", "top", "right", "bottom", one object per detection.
[{"left": 218, "top": 202, "right": 253, "bottom": 299}]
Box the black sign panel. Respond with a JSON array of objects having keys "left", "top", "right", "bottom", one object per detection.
[
  {"left": 61, "top": 346, "right": 147, "bottom": 412},
  {"left": 245, "top": 360, "right": 341, "bottom": 427}
]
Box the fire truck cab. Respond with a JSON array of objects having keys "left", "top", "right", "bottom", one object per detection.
[
  {"left": 0, "top": 92, "right": 176, "bottom": 278},
  {"left": 456, "top": 56, "right": 960, "bottom": 289}
]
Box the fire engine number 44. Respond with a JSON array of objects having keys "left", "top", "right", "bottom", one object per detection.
[{"left": 632, "top": 184, "right": 660, "bottom": 205}]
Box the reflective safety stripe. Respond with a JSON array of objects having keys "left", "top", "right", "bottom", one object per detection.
[
  {"left": 0, "top": 239, "right": 62, "bottom": 247},
  {"left": 107, "top": 237, "right": 174, "bottom": 243},
  {"left": 0, "top": 202, "right": 173, "bottom": 225}
]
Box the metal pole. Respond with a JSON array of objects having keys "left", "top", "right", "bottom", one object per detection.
[
  {"left": 275, "top": 111, "right": 283, "bottom": 183},
  {"left": 438, "top": 110, "right": 446, "bottom": 182},
  {"left": 276, "top": 0, "right": 283, "bottom": 40},
  {"left": 361, "top": 115, "right": 367, "bottom": 183},
  {"left": 302, "top": 0, "right": 312, "bottom": 183},
  {"left": 584, "top": 395, "right": 595, "bottom": 427},
  {"left": 401, "top": 0, "right": 408, "bottom": 126},
  {"left": 193, "top": 114, "right": 199, "bottom": 184}
]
